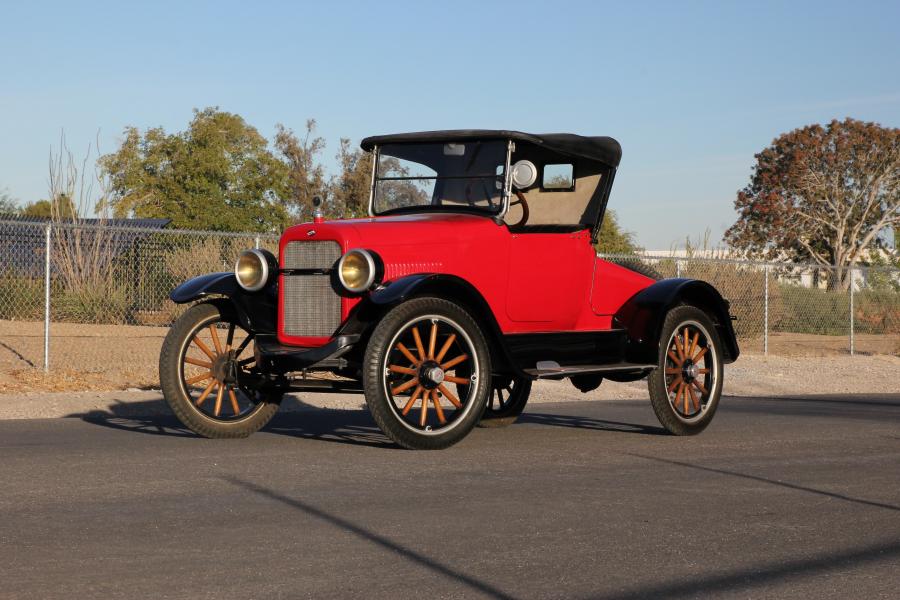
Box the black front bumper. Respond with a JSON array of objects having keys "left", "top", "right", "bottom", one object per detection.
[{"left": 254, "top": 334, "right": 360, "bottom": 373}]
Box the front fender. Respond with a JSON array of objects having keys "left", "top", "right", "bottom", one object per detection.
[
  {"left": 335, "top": 273, "right": 521, "bottom": 375},
  {"left": 614, "top": 278, "right": 739, "bottom": 364},
  {"left": 337, "top": 273, "right": 495, "bottom": 333},
  {"left": 170, "top": 272, "right": 238, "bottom": 303},
  {"left": 369, "top": 273, "right": 448, "bottom": 306},
  {"left": 169, "top": 272, "right": 277, "bottom": 335}
]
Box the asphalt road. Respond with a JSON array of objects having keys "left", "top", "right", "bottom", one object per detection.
[{"left": 2, "top": 394, "right": 899, "bottom": 599}]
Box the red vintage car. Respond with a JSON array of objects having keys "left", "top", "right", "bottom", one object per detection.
[{"left": 160, "top": 130, "right": 739, "bottom": 449}]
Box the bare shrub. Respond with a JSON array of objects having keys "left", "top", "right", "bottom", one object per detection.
[
  {"left": 47, "top": 134, "right": 130, "bottom": 324},
  {"left": 164, "top": 237, "right": 237, "bottom": 284},
  {"left": 856, "top": 289, "right": 900, "bottom": 335},
  {"left": 54, "top": 276, "right": 129, "bottom": 323}
]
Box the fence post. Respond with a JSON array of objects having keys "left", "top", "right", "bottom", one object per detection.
[
  {"left": 849, "top": 266, "right": 855, "bottom": 356},
  {"left": 254, "top": 236, "right": 260, "bottom": 249},
  {"left": 675, "top": 259, "right": 682, "bottom": 278},
  {"left": 43, "top": 222, "right": 51, "bottom": 372},
  {"left": 764, "top": 264, "right": 769, "bottom": 356}
]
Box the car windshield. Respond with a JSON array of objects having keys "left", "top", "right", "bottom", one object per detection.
[{"left": 372, "top": 141, "right": 507, "bottom": 215}]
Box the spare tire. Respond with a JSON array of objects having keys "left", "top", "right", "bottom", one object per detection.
[{"left": 607, "top": 257, "right": 663, "bottom": 281}]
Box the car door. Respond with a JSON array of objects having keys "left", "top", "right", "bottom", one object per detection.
[{"left": 505, "top": 229, "right": 595, "bottom": 328}]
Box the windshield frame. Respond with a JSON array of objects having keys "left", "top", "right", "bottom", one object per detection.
[{"left": 367, "top": 140, "right": 514, "bottom": 219}]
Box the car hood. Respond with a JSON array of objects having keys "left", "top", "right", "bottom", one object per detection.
[{"left": 281, "top": 212, "right": 505, "bottom": 251}]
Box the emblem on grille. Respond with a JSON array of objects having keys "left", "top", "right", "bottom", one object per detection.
[{"left": 306, "top": 230, "right": 316, "bottom": 237}]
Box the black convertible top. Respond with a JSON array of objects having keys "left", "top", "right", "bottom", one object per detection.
[{"left": 360, "top": 130, "right": 622, "bottom": 167}]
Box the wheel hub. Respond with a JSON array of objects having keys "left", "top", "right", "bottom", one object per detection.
[
  {"left": 212, "top": 352, "right": 238, "bottom": 385},
  {"left": 418, "top": 360, "right": 445, "bottom": 389},
  {"left": 683, "top": 361, "right": 700, "bottom": 382}
]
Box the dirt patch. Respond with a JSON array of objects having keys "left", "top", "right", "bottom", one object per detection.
[
  {"left": 0, "top": 320, "right": 166, "bottom": 392},
  {"left": 1, "top": 319, "right": 897, "bottom": 394}
]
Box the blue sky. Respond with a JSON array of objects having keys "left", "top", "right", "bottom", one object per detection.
[{"left": 1, "top": 0, "right": 898, "bottom": 248}]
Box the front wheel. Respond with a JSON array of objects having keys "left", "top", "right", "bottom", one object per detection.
[
  {"left": 363, "top": 297, "right": 492, "bottom": 450},
  {"left": 159, "top": 302, "right": 281, "bottom": 438},
  {"left": 647, "top": 305, "right": 723, "bottom": 435}
]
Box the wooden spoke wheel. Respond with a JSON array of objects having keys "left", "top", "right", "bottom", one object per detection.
[
  {"left": 478, "top": 376, "right": 532, "bottom": 428},
  {"left": 363, "top": 297, "right": 492, "bottom": 450},
  {"left": 647, "top": 305, "right": 723, "bottom": 435},
  {"left": 159, "top": 303, "right": 280, "bottom": 438}
]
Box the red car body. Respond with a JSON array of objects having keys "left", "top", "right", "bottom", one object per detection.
[{"left": 277, "top": 214, "right": 651, "bottom": 347}]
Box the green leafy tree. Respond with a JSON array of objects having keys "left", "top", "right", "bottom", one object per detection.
[
  {"left": 22, "top": 194, "right": 77, "bottom": 219},
  {"left": 596, "top": 209, "right": 639, "bottom": 254},
  {"left": 725, "top": 118, "right": 900, "bottom": 289},
  {"left": 274, "top": 120, "right": 329, "bottom": 220},
  {"left": 100, "top": 108, "right": 292, "bottom": 232}
]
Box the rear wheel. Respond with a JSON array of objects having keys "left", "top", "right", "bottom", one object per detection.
[
  {"left": 363, "top": 297, "right": 491, "bottom": 450},
  {"left": 647, "top": 305, "right": 723, "bottom": 435},
  {"left": 478, "top": 376, "right": 531, "bottom": 428},
  {"left": 159, "top": 302, "right": 280, "bottom": 438}
]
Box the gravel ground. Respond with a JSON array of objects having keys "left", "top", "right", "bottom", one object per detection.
[{"left": 1, "top": 352, "right": 897, "bottom": 420}]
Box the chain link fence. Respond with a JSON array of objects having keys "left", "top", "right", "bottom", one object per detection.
[
  {"left": 0, "top": 219, "right": 278, "bottom": 386},
  {"left": 601, "top": 253, "right": 899, "bottom": 356},
  {"left": 1, "top": 220, "right": 897, "bottom": 389}
]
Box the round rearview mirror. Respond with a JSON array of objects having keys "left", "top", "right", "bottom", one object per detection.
[{"left": 510, "top": 160, "right": 537, "bottom": 189}]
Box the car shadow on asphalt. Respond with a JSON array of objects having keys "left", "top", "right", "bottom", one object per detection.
[
  {"left": 74, "top": 403, "right": 197, "bottom": 438},
  {"left": 516, "top": 412, "right": 667, "bottom": 435},
  {"left": 70, "top": 399, "right": 395, "bottom": 447},
  {"left": 263, "top": 410, "right": 394, "bottom": 448},
  {"left": 70, "top": 393, "right": 900, "bottom": 446},
  {"left": 70, "top": 397, "right": 668, "bottom": 444},
  {"left": 68, "top": 400, "right": 669, "bottom": 448}
]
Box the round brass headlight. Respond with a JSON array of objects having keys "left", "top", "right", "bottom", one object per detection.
[
  {"left": 338, "top": 249, "right": 377, "bottom": 292},
  {"left": 234, "top": 249, "right": 270, "bottom": 292}
]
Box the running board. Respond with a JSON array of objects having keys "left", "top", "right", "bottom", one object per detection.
[{"left": 524, "top": 361, "right": 657, "bottom": 379}]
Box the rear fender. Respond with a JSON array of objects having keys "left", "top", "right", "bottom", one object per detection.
[
  {"left": 170, "top": 272, "right": 277, "bottom": 334},
  {"left": 614, "top": 278, "right": 739, "bottom": 364}
]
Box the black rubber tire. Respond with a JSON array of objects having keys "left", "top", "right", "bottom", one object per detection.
[
  {"left": 159, "top": 302, "right": 280, "bottom": 438},
  {"left": 647, "top": 305, "right": 723, "bottom": 435},
  {"left": 478, "top": 376, "right": 532, "bottom": 428},
  {"left": 363, "top": 297, "right": 492, "bottom": 450},
  {"left": 608, "top": 257, "right": 662, "bottom": 281}
]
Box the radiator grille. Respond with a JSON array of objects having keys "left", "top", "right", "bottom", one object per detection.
[
  {"left": 281, "top": 241, "right": 341, "bottom": 337},
  {"left": 283, "top": 240, "right": 342, "bottom": 270}
]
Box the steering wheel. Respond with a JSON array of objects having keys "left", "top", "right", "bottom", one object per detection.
[{"left": 507, "top": 190, "right": 530, "bottom": 229}]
